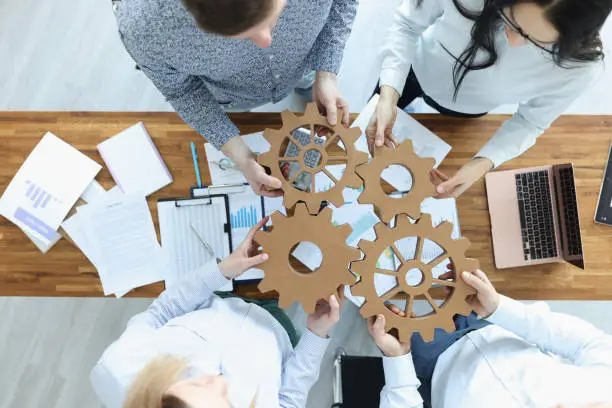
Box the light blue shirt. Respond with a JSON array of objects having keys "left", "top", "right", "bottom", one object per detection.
[{"left": 90, "top": 261, "right": 330, "bottom": 407}]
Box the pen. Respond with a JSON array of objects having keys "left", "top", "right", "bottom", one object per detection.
[
  {"left": 190, "top": 141, "right": 203, "bottom": 188},
  {"left": 190, "top": 223, "right": 218, "bottom": 261}
]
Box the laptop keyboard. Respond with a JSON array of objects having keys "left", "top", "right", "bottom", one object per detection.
[
  {"left": 558, "top": 167, "right": 583, "bottom": 256},
  {"left": 516, "top": 171, "right": 558, "bottom": 261}
]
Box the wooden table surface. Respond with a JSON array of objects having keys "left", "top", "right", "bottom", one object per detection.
[{"left": 1, "top": 112, "right": 611, "bottom": 299}]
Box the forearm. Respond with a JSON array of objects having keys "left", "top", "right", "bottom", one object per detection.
[
  {"left": 309, "top": 0, "right": 357, "bottom": 73},
  {"left": 380, "top": 353, "right": 423, "bottom": 408},
  {"left": 128, "top": 261, "right": 230, "bottom": 330},
  {"left": 279, "top": 330, "right": 331, "bottom": 407},
  {"left": 220, "top": 134, "right": 254, "bottom": 168},
  {"left": 487, "top": 295, "right": 612, "bottom": 367}
]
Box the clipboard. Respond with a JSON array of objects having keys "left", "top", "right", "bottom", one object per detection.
[{"left": 157, "top": 194, "right": 233, "bottom": 290}]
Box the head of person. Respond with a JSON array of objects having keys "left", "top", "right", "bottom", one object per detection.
[
  {"left": 417, "top": 0, "right": 612, "bottom": 99},
  {"left": 181, "top": 0, "right": 287, "bottom": 48},
  {"left": 123, "top": 356, "right": 256, "bottom": 408}
]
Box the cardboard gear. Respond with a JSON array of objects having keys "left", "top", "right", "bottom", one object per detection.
[
  {"left": 257, "top": 103, "right": 369, "bottom": 214},
  {"left": 356, "top": 141, "right": 436, "bottom": 222},
  {"left": 254, "top": 203, "right": 361, "bottom": 314},
  {"left": 350, "top": 214, "right": 479, "bottom": 342}
]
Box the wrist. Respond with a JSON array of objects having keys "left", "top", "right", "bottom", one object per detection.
[
  {"left": 473, "top": 156, "right": 494, "bottom": 171},
  {"left": 307, "top": 325, "right": 330, "bottom": 339},
  {"left": 379, "top": 85, "right": 400, "bottom": 106},
  {"left": 221, "top": 135, "right": 254, "bottom": 168},
  {"left": 383, "top": 348, "right": 410, "bottom": 358},
  {"left": 316, "top": 70, "right": 337, "bottom": 81}
]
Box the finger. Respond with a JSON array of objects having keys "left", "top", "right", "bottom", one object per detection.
[
  {"left": 326, "top": 101, "right": 338, "bottom": 126},
  {"left": 336, "top": 286, "right": 345, "bottom": 308},
  {"left": 383, "top": 138, "right": 395, "bottom": 149},
  {"left": 474, "top": 269, "right": 492, "bottom": 285},
  {"left": 436, "top": 178, "right": 462, "bottom": 196},
  {"left": 328, "top": 294, "right": 341, "bottom": 322},
  {"left": 389, "top": 133, "right": 400, "bottom": 146},
  {"left": 372, "top": 314, "right": 386, "bottom": 337},
  {"left": 245, "top": 216, "right": 269, "bottom": 243},
  {"left": 438, "top": 271, "right": 454, "bottom": 281},
  {"left": 246, "top": 252, "right": 269, "bottom": 268},
  {"left": 367, "top": 316, "right": 376, "bottom": 334},
  {"left": 375, "top": 121, "right": 386, "bottom": 148},
  {"left": 461, "top": 271, "right": 489, "bottom": 293},
  {"left": 385, "top": 303, "right": 406, "bottom": 317},
  {"left": 339, "top": 100, "right": 350, "bottom": 127},
  {"left": 432, "top": 168, "right": 450, "bottom": 182},
  {"left": 260, "top": 188, "right": 284, "bottom": 198}
]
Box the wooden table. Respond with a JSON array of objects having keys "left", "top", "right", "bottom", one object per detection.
[{"left": 1, "top": 112, "right": 611, "bottom": 299}]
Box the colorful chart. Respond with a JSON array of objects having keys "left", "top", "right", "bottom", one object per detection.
[{"left": 231, "top": 205, "right": 258, "bottom": 229}]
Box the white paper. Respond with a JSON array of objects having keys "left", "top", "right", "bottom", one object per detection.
[
  {"left": 0, "top": 132, "right": 101, "bottom": 245},
  {"left": 352, "top": 94, "right": 452, "bottom": 168},
  {"left": 79, "top": 195, "right": 165, "bottom": 295},
  {"left": 97, "top": 122, "right": 172, "bottom": 197},
  {"left": 81, "top": 180, "right": 106, "bottom": 203},
  {"left": 205, "top": 132, "right": 271, "bottom": 186}
]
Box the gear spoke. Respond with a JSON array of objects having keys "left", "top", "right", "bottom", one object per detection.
[
  {"left": 433, "top": 279, "right": 456, "bottom": 287},
  {"left": 391, "top": 244, "right": 406, "bottom": 264},
  {"left": 311, "top": 173, "right": 316, "bottom": 192},
  {"left": 415, "top": 236, "right": 424, "bottom": 262},
  {"left": 424, "top": 292, "right": 440, "bottom": 313},
  {"left": 428, "top": 252, "right": 448, "bottom": 269},
  {"left": 324, "top": 133, "right": 339, "bottom": 148},
  {"left": 379, "top": 286, "right": 402, "bottom": 303},
  {"left": 288, "top": 170, "right": 301, "bottom": 184},
  {"left": 406, "top": 294, "right": 414, "bottom": 317},
  {"left": 310, "top": 124, "right": 316, "bottom": 142},
  {"left": 279, "top": 157, "right": 299, "bottom": 162},
  {"left": 287, "top": 134, "right": 302, "bottom": 149},
  {"left": 375, "top": 268, "right": 398, "bottom": 277},
  {"left": 322, "top": 168, "right": 338, "bottom": 184}
]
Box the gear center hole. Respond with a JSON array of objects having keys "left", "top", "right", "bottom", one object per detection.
[
  {"left": 381, "top": 165, "right": 414, "bottom": 196},
  {"left": 405, "top": 268, "right": 425, "bottom": 287},
  {"left": 289, "top": 241, "right": 323, "bottom": 274}
]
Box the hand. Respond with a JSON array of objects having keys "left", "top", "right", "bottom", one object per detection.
[
  {"left": 367, "top": 311, "right": 411, "bottom": 357},
  {"left": 366, "top": 86, "right": 400, "bottom": 155},
  {"left": 218, "top": 216, "right": 269, "bottom": 279},
  {"left": 307, "top": 287, "right": 343, "bottom": 338},
  {"left": 312, "top": 71, "right": 349, "bottom": 128},
  {"left": 240, "top": 157, "right": 283, "bottom": 198},
  {"left": 431, "top": 157, "right": 493, "bottom": 198},
  {"left": 438, "top": 265, "right": 500, "bottom": 318}
]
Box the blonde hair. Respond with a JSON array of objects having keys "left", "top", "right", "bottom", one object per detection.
[
  {"left": 123, "top": 356, "right": 258, "bottom": 408},
  {"left": 123, "top": 355, "right": 188, "bottom": 408}
]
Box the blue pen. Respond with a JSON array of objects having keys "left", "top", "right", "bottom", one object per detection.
[{"left": 190, "top": 141, "right": 203, "bottom": 188}]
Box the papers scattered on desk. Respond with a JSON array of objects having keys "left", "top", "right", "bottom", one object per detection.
[
  {"left": 352, "top": 94, "right": 452, "bottom": 168},
  {"left": 0, "top": 132, "right": 101, "bottom": 251},
  {"left": 62, "top": 187, "right": 165, "bottom": 297},
  {"left": 97, "top": 122, "right": 172, "bottom": 196},
  {"left": 204, "top": 132, "right": 271, "bottom": 186}
]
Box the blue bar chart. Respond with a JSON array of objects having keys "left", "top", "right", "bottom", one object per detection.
[{"left": 231, "top": 205, "right": 258, "bottom": 229}]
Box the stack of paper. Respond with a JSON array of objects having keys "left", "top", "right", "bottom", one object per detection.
[
  {"left": 0, "top": 132, "right": 101, "bottom": 252},
  {"left": 62, "top": 188, "right": 165, "bottom": 297}
]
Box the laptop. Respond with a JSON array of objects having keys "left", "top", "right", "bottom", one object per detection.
[
  {"left": 486, "top": 163, "right": 585, "bottom": 270},
  {"left": 595, "top": 142, "right": 612, "bottom": 226}
]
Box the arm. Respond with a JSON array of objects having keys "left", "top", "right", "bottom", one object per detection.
[
  {"left": 309, "top": 0, "right": 358, "bottom": 74},
  {"left": 476, "top": 64, "right": 602, "bottom": 168},
  {"left": 278, "top": 330, "right": 332, "bottom": 408},
  {"left": 380, "top": 354, "right": 423, "bottom": 408},
  {"left": 488, "top": 295, "right": 612, "bottom": 369},
  {"left": 118, "top": 31, "right": 238, "bottom": 151},
  {"left": 379, "top": 0, "right": 444, "bottom": 96}
]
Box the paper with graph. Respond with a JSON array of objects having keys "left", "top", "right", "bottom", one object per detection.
[{"left": 158, "top": 197, "right": 232, "bottom": 290}]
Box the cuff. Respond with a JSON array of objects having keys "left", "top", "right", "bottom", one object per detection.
[
  {"left": 295, "top": 329, "right": 332, "bottom": 360},
  {"left": 382, "top": 353, "right": 420, "bottom": 388},
  {"left": 475, "top": 143, "right": 510, "bottom": 169},
  {"left": 486, "top": 295, "right": 527, "bottom": 326},
  {"left": 311, "top": 50, "right": 342, "bottom": 74},
  {"left": 379, "top": 67, "right": 409, "bottom": 98},
  {"left": 199, "top": 261, "right": 231, "bottom": 292}
]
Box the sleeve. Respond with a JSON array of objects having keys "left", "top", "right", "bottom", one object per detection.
[
  {"left": 379, "top": 0, "right": 444, "bottom": 95},
  {"left": 487, "top": 295, "right": 612, "bottom": 369},
  {"left": 278, "top": 330, "right": 331, "bottom": 408},
  {"left": 118, "top": 31, "right": 239, "bottom": 149},
  {"left": 380, "top": 353, "right": 424, "bottom": 408},
  {"left": 476, "top": 64, "right": 602, "bottom": 168},
  {"left": 308, "top": 0, "right": 358, "bottom": 74}
]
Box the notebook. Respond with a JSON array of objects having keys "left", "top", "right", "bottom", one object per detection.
[
  {"left": 158, "top": 196, "right": 233, "bottom": 290},
  {"left": 97, "top": 122, "right": 172, "bottom": 197}
]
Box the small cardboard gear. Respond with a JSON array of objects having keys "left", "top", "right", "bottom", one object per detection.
[
  {"left": 255, "top": 203, "right": 361, "bottom": 314},
  {"left": 356, "top": 141, "right": 436, "bottom": 222},
  {"left": 350, "top": 214, "right": 479, "bottom": 342},
  {"left": 258, "top": 103, "right": 369, "bottom": 214}
]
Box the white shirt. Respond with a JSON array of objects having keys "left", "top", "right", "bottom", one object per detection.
[
  {"left": 380, "top": 295, "right": 612, "bottom": 407},
  {"left": 380, "top": 0, "right": 602, "bottom": 168},
  {"left": 90, "top": 262, "right": 330, "bottom": 408}
]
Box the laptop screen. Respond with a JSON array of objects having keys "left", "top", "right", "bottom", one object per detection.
[{"left": 595, "top": 143, "right": 612, "bottom": 226}]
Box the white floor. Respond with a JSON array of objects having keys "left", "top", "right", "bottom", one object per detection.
[{"left": 1, "top": 1, "right": 612, "bottom": 407}]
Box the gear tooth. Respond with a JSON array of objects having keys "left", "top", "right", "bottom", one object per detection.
[
  {"left": 358, "top": 301, "right": 377, "bottom": 318},
  {"left": 344, "top": 173, "right": 363, "bottom": 189},
  {"left": 356, "top": 239, "right": 376, "bottom": 254},
  {"left": 294, "top": 202, "right": 310, "bottom": 217},
  {"left": 318, "top": 205, "right": 333, "bottom": 221},
  {"left": 464, "top": 258, "right": 480, "bottom": 272},
  {"left": 436, "top": 221, "right": 455, "bottom": 237},
  {"left": 441, "top": 318, "right": 456, "bottom": 334},
  {"left": 406, "top": 202, "right": 423, "bottom": 220},
  {"left": 379, "top": 208, "right": 394, "bottom": 223},
  {"left": 254, "top": 230, "right": 270, "bottom": 248},
  {"left": 457, "top": 300, "right": 474, "bottom": 316},
  {"left": 346, "top": 246, "right": 363, "bottom": 262},
  {"left": 306, "top": 200, "right": 324, "bottom": 215},
  {"left": 398, "top": 139, "right": 415, "bottom": 153},
  {"left": 283, "top": 196, "right": 299, "bottom": 210},
  {"left": 335, "top": 222, "right": 353, "bottom": 239},
  {"left": 355, "top": 151, "right": 370, "bottom": 165},
  {"left": 262, "top": 128, "right": 277, "bottom": 144},
  {"left": 344, "top": 126, "right": 362, "bottom": 143},
  {"left": 424, "top": 157, "right": 436, "bottom": 167},
  {"left": 373, "top": 222, "right": 390, "bottom": 238},
  {"left": 328, "top": 191, "right": 345, "bottom": 207},
  {"left": 350, "top": 280, "right": 367, "bottom": 297},
  {"left": 419, "top": 328, "right": 435, "bottom": 343},
  {"left": 305, "top": 103, "right": 319, "bottom": 117},
  {"left": 395, "top": 214, "right": 412, "bottom": 229},
  {"left": 278, "top": 295, "right": 294, "bottom": 310},
  {"left": 258, "top": 279, "right": 274, "bottom": 293},
  {"left": 301, "top": 300, "right": 317, "bottom": 315},
  {"left": 416, "top": 213, "right": 433, "bottom": 227},
  {"left": 257, "top": 151, "right": 274, "bottom": 166},
  {"left": 356, "top": 189, "right": 375, "bottom": 205},
  {"left": 281, "top": 110, "right": 299, "bottom": 124},
  {"left": 269, "top": 210, "right": 286, "bottom": 226},
  {"left": 454, "top": 237, "right": 471, "bottom": 254}
]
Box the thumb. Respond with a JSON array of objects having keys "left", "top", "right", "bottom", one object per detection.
[
  {"left": 436, "top": 177, "right": 461, "bottom": 195},
  {"left": 247, "top": 253, "right": 269, "bottom": 269},
  {"left": 328, "top": 294, "right": 340, "bottom": 321},
  {"left": 326, "top": 101, "right": 338, "bottom": 126},
  {"left": 461, "top": 271, "right": 488, "bottom": 293},
  {"left": 259, "top": 172, "right": 282, "bottom": 189},
  {"left": 376, "top": 121, "right": 386, "bottom": 147},
  {"left": 373, "top": 314, "right": 386, "bottom": 337}
]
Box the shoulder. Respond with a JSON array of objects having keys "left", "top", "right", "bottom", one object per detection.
[{"left": 116, "top": 0, "right": 195, "bottom": 41}]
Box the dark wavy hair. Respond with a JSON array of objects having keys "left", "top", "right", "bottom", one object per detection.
[{"left": 416, "top": 0, "right": 611, "bottom": 99}]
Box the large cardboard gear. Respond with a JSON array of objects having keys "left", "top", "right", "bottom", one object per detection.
[
  {"left": 258, "top": 103, "right": 369, "bottom": 214},
  {"left": 255, "top": 203, "right": 362, "bottom": 314},
  {"left": 350, "top": 214, "right": 479, "bottom": 342},
  {"left": 356, "top": 141, "right": 436, "bottom": 222}
]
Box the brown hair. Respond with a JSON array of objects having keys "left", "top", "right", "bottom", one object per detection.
[
  {"left": 123, "top": 356, "right": 188, "bottom": 408},
  {"left": 182, "top": 0, "right": 275, "bottom": 36}
]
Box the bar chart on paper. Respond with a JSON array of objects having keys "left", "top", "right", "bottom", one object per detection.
[
  {"left": 24, "top": 180, "right": 58, "bottom": 209},
  {"left": 231, "top": 205, "right": 259, "bottom": 229}
]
